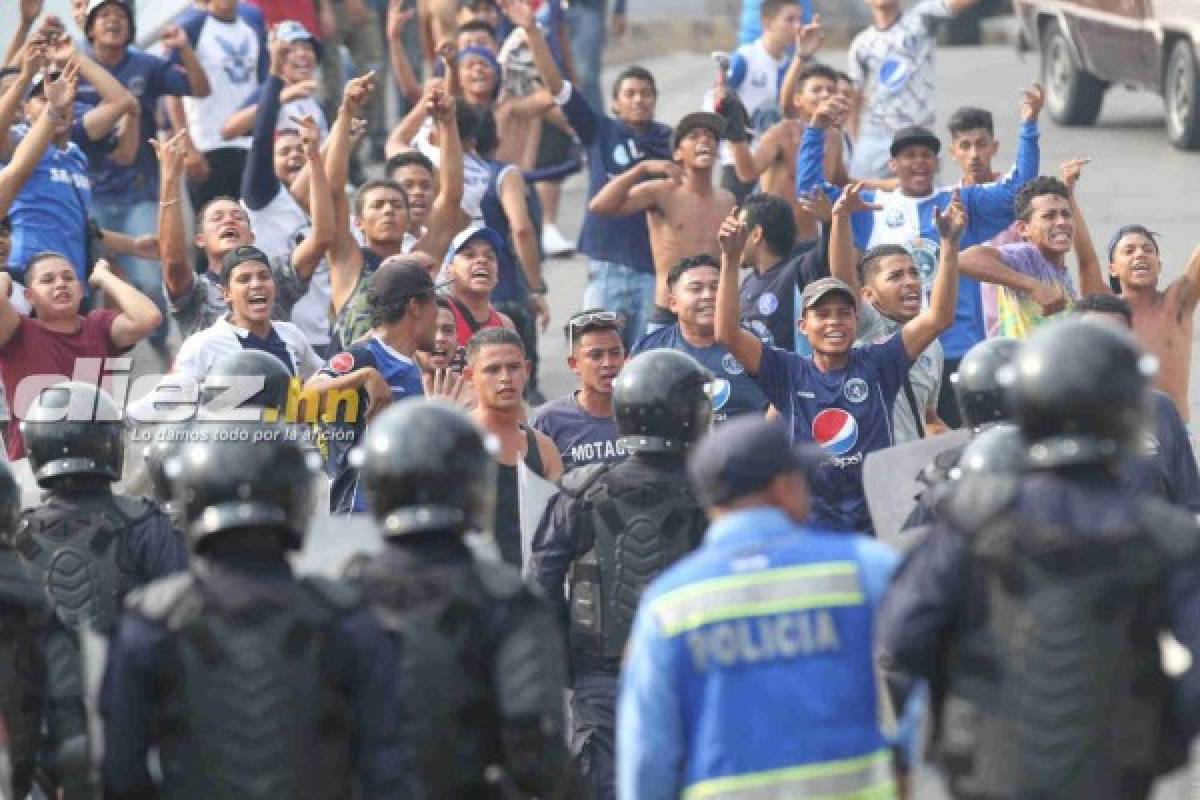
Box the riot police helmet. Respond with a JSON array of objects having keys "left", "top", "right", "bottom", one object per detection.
[
  {"left": 613, "top": 349, "right": 713, "bottom": 454},
  {"left": 356, "top": 398, "right": 496, "bottom": 537},
  {"left": 1006, "top": 316, "right": 1153, "bottom": 468},
  {"left": 199, "top": 349, "right": 293, "bottom": 416},
  {"left": 166, "top": 421, "right": 317, "bottom": 552},
  {"left": 951, "top": 337, "right": 1020, "bottom": 430},
  {"left": 22, "top": 381, "right": 125, "bottom": 487},
  {"left": 955, "top": 423, "right": 1027, "bottom": 479},
  {"left": 0, "top": 459, "right": 20, "bottom": 546}
]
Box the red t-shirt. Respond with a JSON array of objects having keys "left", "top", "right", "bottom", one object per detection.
[
  {"left": 0, "top": 309, "right": 121, "bottom": 460},
  {"left": 245, "top": 0, "right": 322, "bottom": 41},
  {"left": 448, "top": 297, "right": 504, "bottom": 348}
]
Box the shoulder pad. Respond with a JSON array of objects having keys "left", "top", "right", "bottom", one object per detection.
[
  {"left": 112, "top": 494, "right": 157, "bottom": 524},
  {"left": 940, "top": 475, "right": 1020, "bottom": 534},
  {"left": 558, "top": 463, "right": 612, "bottom": 499},
  {"left": 473, "top": 557, "right": 525, "bottom": 601},
  {"left": 126, "top": 572, "right": 199, "bottom": 628},
  {"left": 299, "top": 574, "right": 364, "bottom": 613},
  {"left": 1136, "top": 498, "right": 1200, "bottom": 563}
]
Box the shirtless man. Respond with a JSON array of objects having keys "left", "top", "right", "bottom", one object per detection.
[
  {"left": 727, "top": 63, "right": 842, "bottom": 243},
  {"left": 588, "top": 113, "right": 736, "bottom": 329},
  {"left": 1108, "top": 228, "right": 1200, "bottom": 420}
]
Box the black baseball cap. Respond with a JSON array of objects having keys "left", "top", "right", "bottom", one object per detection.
[
  {"left": 890, "top": 125, "right": 941, "bottom": 158},
  {"left": 688, "top": 417, "right": 824, "bottom": 507},
  {"left": 220, "top": 245, "right": 271, "bottom": 282},
  {"left": 367, "top": 260, "right": 448, "bottom": 307},
  {"left": 673, "top": 111, "right": 725, "bottom": 150},
  {"left": 799, "top": 277, "right": 857, "bottom": 311}
]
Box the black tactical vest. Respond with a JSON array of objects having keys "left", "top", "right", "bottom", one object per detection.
[
  {"left": 566, "top": 463, "right": 705, "bottom": 664},
  {"left": 16, "top": 494, "right": 154, "bottom": 634},
  {"left": 131, "top": 570, "right": 359, "bottom": 800},
  {"left": 0, "top": 550, "right": 48, "bottom": 799},
  {"left": 358, "top": 548, "right": 527, "bottom": 799},
  {"left": 934, "top": 477, "right": 1200, "bottom": 800}
]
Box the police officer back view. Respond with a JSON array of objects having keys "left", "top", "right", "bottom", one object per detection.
[
  {"left": 0, "top": 459, "right": 50, "bottom": 800},
  {"left": 530, "top": 349, "right": 713, "bottom": 800},
  {"left": 100, "top": 420, "right": 404, "bottom": 800},
  {"left": 878, "top": 317, "right": 1200, "bottom": 800},
  {"left": 14, "top": 382, "right": 187, "bottom": 797},
  {"left": 353, "top": 398, "right": 576, "bottom": 799}
]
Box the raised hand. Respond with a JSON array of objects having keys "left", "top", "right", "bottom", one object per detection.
[
  {"left": 149, "top": 129, "right": 190, "bottom": 180},
  {"left": 810, "top": 94, "right": 849, "bottom": 129},
  {"left": 341, "top": 70, "right": 377, "bottom": 115},
  {"left": 43, "top": 61, "right": 80, "bottom": 115},
  {"left": 88, "top": 258, "right": 114, "bottom": 289},
  {"left": 499, "top": 0, "right": 536, "bottom": 30},
  {"left": 435, "top": 39, "right": 457, "bottom": 68},
  {"left": 797, "top": 189, "right": 835, "bottom": 223},
  {"left": 281, "top": 79, "right": 319, "bottom": 103},
  {"left": 18, "top": 36, "right": 48, "bottom": 79},
  {"left": 268, "top": 25, "right": 290, "bottom": 76},
  {"left": 291, "top": 115, "right": 322, "bottom": 160},
  {"left": 934, "top": 189, "right": 968, "bottom": 244},
  {"left": 422, "top": 367, "right": 469, "bottom": 407},
  {"left": 832, "top": 182, "right": 881, "bottom": 217},
  {"left": 348, "top": 117, "right": 369, "bottom": 144},
  {"left": 1058, "top": 157, "right": 1089, "bottom": 193},
  {"left": 386, "top": 0, "right": 415, "bottom": 42},
  {"left": 427, "top": 84, "right": 455, "bottom": 124},
  {"left": 639, "top": 159, "right": 682, "bottom": 185},
  {"left": 1021, "top": 83, "right": 1045, "bottom": 123},
  {"left": 161, "top": 24, "right": 189, "bottom": 52},
  {"left": 718, "top": 208, "right": 749, "bottom": 258},
  {"left": 796, "top": 13, "right": 825, "bottom": 60}
]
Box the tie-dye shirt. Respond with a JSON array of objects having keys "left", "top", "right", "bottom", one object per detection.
[{"left": 992, "top": 242, "right": 1077, "bottom": 339}]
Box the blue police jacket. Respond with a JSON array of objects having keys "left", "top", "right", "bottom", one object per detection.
[{"left": 617, "top": 507, "right": 900, "bottom": 800}]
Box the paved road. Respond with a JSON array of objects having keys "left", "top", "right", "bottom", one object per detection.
[{"left": 537, "top": 44, "right": 1200, "bottom": 419}]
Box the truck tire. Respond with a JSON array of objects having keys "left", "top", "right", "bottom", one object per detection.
[
  {"left": 1165, "top": 39, "right": 1200, "bottom": 150},
  {"left": 1041, "top": 20, "right": 1105, "bottom": 125}
]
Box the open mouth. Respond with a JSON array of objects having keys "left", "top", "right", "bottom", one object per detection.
[
  {"left": 470, "top": 267, "right": 493, "bottom": 280},
  {"left": 1049, "top": 230, "right": 1072, "bottom": 246},
  {"left": 824, "top": 330, "right": 848, "bottom": 344},
  {"left": 218, "top": 225, "right": 242, "bottom": 243},
  {"left": 52, "top": 289, "right": 72, "bottom": 302},
  {"left": 246, "top": 293, "right": 270, "bottom": 311}
]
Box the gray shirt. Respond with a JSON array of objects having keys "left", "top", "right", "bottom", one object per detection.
[{"left": 855, "top": 302, "right": 943, "bottom": 444}]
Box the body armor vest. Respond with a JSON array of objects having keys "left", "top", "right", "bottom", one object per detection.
[
  {"left": 567, "top": 464, "right": 704, "bottom": 663},
  {"left": 131, "top": 570, "right": 358, "bottom": 800},
  {"left": 0, "top": 551, "right": 48, "bottom": 799},
  {"left": 934, "top": 477, "right": 1200, "bottom": 800},
  {"left": 359, "top": 549, "right": 527, "bottom": 799},
  {"left": 16, "top": 495, "right": 152, "bottom": 634}
]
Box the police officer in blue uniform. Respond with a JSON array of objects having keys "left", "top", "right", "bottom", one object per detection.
[
  {"left": 618, "top": 416, "right": 902, "bottom": 799},
  {"left": 530, "top": 348, "right": 713, "bottom": 800},
  {"left": 352, "top": 398, "right": 577, "bottom": 798},
  {"left": 100, "top": 420, "right": 405, "bottom": 799},
  {"left": 878, "top": 316, "right": 1200, "bottom": 800},
  {"left": 14, "top": 382, "right": 187, "bottom": 798}
]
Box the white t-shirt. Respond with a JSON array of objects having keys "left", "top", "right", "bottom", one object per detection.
[
  {"left": 412, "top": 119, "right": 489, "bottom": 222},
  {"left": 181, "top": 10, "right": 265, "bottom": 152},
  {"left": 848, "top": 0, "right": 950, "bottom": 173},
  {"left": 173, "top": 316, "right": 322, "bottom": 385}
]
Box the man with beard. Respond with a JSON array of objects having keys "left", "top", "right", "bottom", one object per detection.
[
  {"left": 590, "top": 113, "right": 736, "bottom": 333},
  {"left": 632, "top": 255, "right": 770, "bottom": 425},
  {"left": 155, "top": 107, "right": 333, "bottom": 340},
  {"left": 831, "top": 183, "right": 946, "bottom": 442},
  {"left": 466, "top": 328, "right": 561, "bottom": 566},
  {"left": 306, "top": 257, "right": 465, "bottom": 513},
  {"left": 1107, "top": 225, "right": 1200, "bottom": 419},
  {"left": 531, "top": 310, "right": 627, "bottom": 471},
  {"left": 329, "top": 78, "right": 463, "bottom": 350},
  {"left": 958, "top": 164, "right": 1110, "bottom": 339}
]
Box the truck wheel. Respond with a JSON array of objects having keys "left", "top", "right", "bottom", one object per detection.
[
  {"left": 1041, "top": 20, "right": 1105, "bottom": 125},
  {"left": 1165, "top": 40, "right": 1200, "bottom": 150}
]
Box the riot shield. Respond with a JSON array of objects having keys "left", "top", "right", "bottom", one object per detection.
[
  {"left": 863, "top": 428, "right": 970, "bottom": 547},
  {"left": 293, "top": 512, "right": 383, "bottom": 578}
]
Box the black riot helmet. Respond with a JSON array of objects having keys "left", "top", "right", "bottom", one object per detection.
[
  {"left": 613, "top": 349, "right": 713, "bottom": 454},
  {"left": 166, "top": 421, "right": 317, "bottom": 552},
  {"left": 955, "top": 423, "right": 1027, "bottom": 479},
  {"left": 22, "top": 381, "right": 125, "bottom": 487},
  {"left": 951, "top": 337, "right": 1020, "bottom": 431},
  {"left": 1006, "top": 316, "right": 1153, "bottom": 469},
  {"left": 356, "top": 398, "right": 496, "bottom": 537},
  {"left": 199, "top": 350, "right": 294, "bottom": 417}
]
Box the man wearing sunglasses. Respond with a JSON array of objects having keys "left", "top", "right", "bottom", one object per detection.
[{"left": 531, "top": 310, "right": 628, "bottom": 471}]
